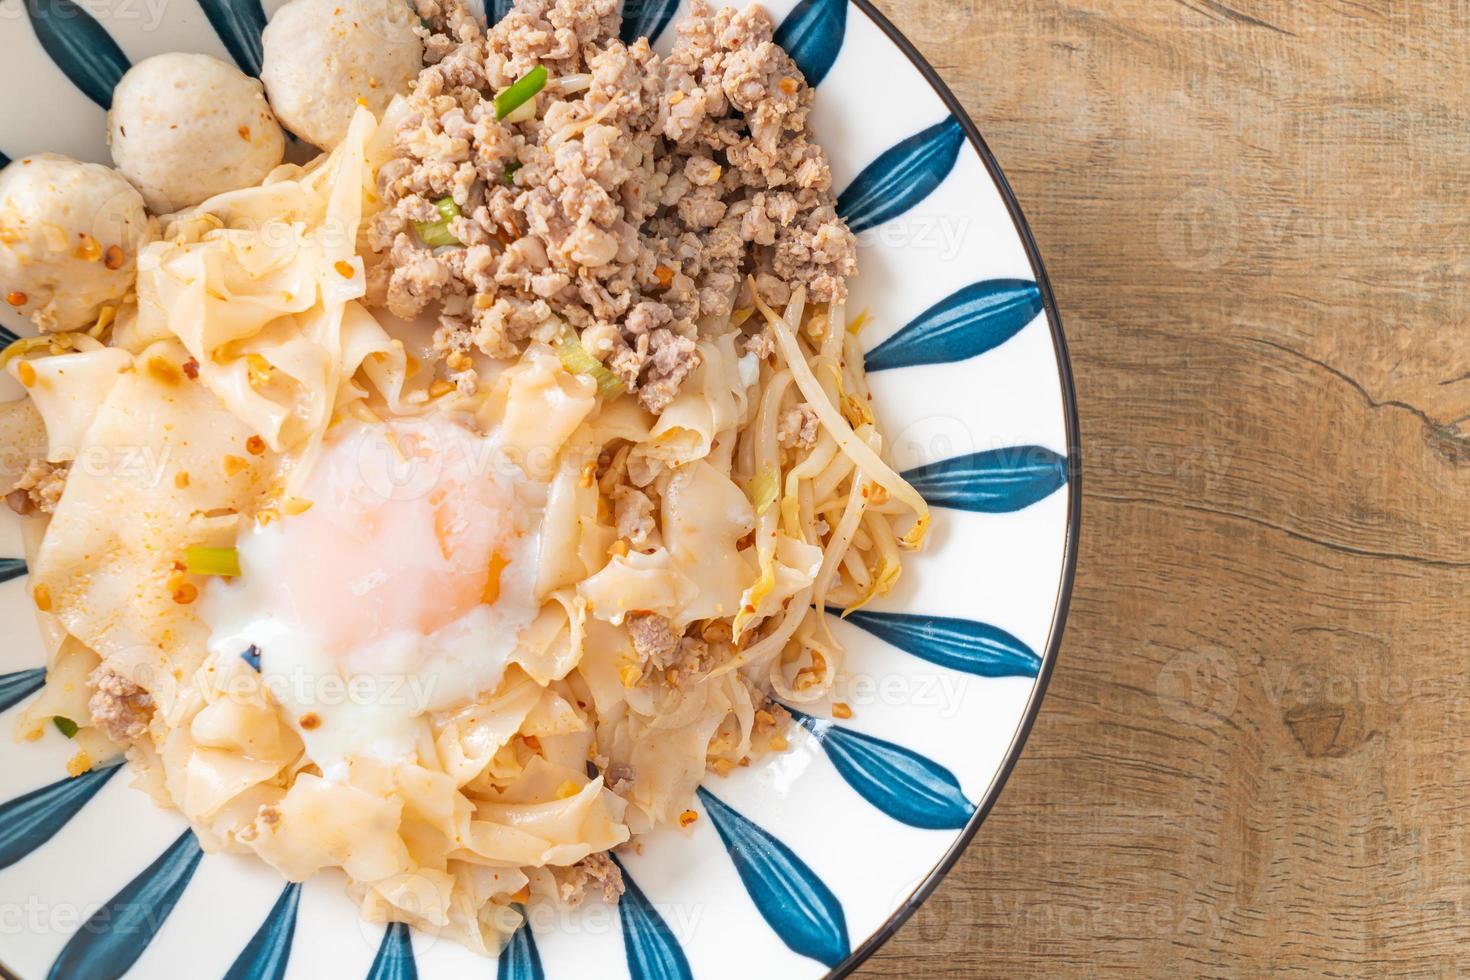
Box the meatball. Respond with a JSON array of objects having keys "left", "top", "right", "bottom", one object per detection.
[
  {"left": 0, "top": 154, "right": 153, "bottom": 333},
  {"left": 261, "top": 0, "right": 423, "bottom": 150},
  {"left": 109, "top": 53, "right": 286, "bottom": 214}
]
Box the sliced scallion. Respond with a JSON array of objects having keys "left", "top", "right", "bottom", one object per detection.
[
  {"left": 556, "top": 333, "right": 624, "bottom": 398},
  {"left": 185, "top": 546, "right": 241, "bottom": 578},
  {"left": 53, "top": 716, "right": 79, "bottom": 738},
  {"left": 504, "top": 160, "right": 523, "bottom": 186},
  {"left": 495, "top": 65, "right": 548, "bottom": 121},
  {"left": 413, "top": 197, "right": 462, "bottom": 248},
  {"left": 748, "top": 468, "right": 779, "bottom": 516}
]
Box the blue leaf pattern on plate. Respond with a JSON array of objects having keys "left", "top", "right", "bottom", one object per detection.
[
  {"left": 196, "top": 0, "right": 268, "bottom": 76},
  {"left": 496, "top": 907, "right": 545, "bottom": 980},
  {"left": 223, "top": 882, "right": 301, "bottom": 980},
  {"left": 902, "top": 445, "right": 1067, "bottom": 513},
  {"left": 0, "top": 668, "right": 46, "bottom": 714},
  {"left": 865, "top": 279, "right": 1042, "bottom": 372},
  {"left": 620, "top": 0, "right": 678, "bottom": 45},
  {"left": 0, "top": 763, "right": 120, "bottom": 872},
  {"left": 0, "top": 557, "right": 26, "bottom": 583},
  {"left": 695, "top": 787, "right": 849, "bottom": 967},
  {"left": 789, "top": 710, "right": 973, "bottom": 830},
  {"left": 836, "top": 610, "right": 1040, "bottom": 678},
  {"left": 490, "top": 0, "right": 513, "bottom": 25},
  {"left": 0, "top": 324, "right": 18, "bottom": 347},
  {"left": 367, "top": 922, "right": 417, "bottom": 980},
  {"left": 25, "top": 0, "right": 130, "bottom": 110},
  {"left": 836, "top": 117, "right": 965, "bottom": 234},
  {"left": 773, "top": 0, "right": 846, "bottom": 87},
  {"left": 48, "top": 830, "right": 204, "bottom": 980},
  {"left": 240, "top": 645, "right": 262, "bottom": 672},
  {"left": 612, "top": 855, "right": 692, "bottom": 980}
]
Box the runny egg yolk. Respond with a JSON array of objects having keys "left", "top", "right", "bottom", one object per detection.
[
  {"left": 203, "top": 417, "right": 542, "bottom": 772},
  {"left": 249, "top": 416, "right": 526, "bottom": 660}
]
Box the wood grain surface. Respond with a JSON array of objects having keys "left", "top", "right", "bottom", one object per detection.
[{"left": 856, "top": 1, "right": 1470, "bottom": 975}]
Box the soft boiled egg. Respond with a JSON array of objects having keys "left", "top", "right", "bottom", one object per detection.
[{"left": 202, "top": 412, "right": 541, "bottom": 776}]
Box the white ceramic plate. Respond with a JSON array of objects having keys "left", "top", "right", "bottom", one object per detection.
[{"left": 0, "top": 1, "right": 1079, "bottom": 977}]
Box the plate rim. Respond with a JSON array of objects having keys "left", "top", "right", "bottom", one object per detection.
[{"left": 822, "top": 1, "right": 1080, "bottom": 976}]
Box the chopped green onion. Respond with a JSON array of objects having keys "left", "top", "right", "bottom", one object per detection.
[
  {"left": 502, "top": 100, "right": 538, "bottom": 125},
  {"left": 495, "top": 65, "right": 548, "bottom": 121},
  {"left": 504, "top": 160, "right": 523, "bottom": 186},
  {"left": 185, "top": 546, "right": 241, "bottom": 577},
  {"left": 556, "top": 333, "right": 624, "bottom": 398},
  {"left": 413, "top": 197, "right": 462, "bottom": 248},
  {"left": 53, "top": 716, "right": 78, "bottom": 738},
  {"left": 748, "top": 468, "right": 779, "bottom": 515}
]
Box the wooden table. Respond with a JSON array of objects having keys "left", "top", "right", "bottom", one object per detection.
[{"left": 857, "top": 1, "right": 1470, "bottom": 975}]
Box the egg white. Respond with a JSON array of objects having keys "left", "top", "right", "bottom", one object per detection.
[{"left": 202, "top": 413, "right": 543, "bottom": 777}]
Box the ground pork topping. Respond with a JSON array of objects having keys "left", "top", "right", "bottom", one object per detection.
[
  {"left": 88, "top": 665, "right": 155, "bottom": 744},
  {"left": 777, "top": 403, "right": 818, "bottom": 450},
  {"left": 627, "top": 611, "right": 681, "bottom": 670},
  {"left": 7, "top": 458, "right": 69, "bottom": 515},
  {"left": 378, "top": 0, "right": 857, "bottom": 412},
  {"left": 604, "top": 761, "right": 635, "bottom": 793},
  {"left": 742, "top": 328, "right": 775, "bottom": 360},
  {"left": 613, "top": 484, "right": 656, "bottom": 547},
  {"left": 554, "top": 851, "right": 625, "bottom": 906}
]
